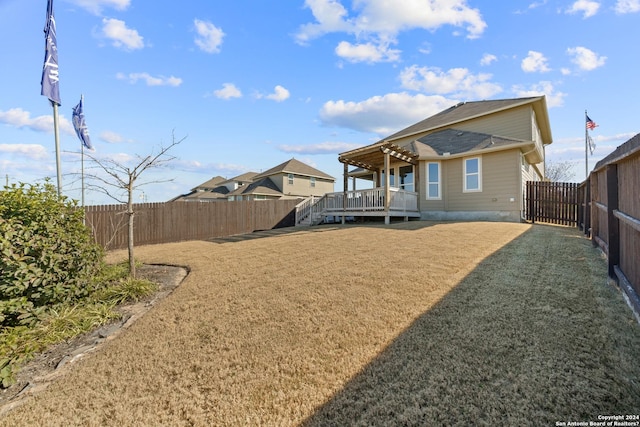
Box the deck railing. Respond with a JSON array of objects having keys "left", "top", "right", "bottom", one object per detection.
[{"left": 322, "top": 187, "right": 418, "bottom": 213}]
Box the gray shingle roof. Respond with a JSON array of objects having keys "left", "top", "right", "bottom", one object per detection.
[
  {"left": 253, "top": 158, "right": 334, "bottom": 181},
  {"left": 413, "top": 129, "right": 524, "bottom": 156}
]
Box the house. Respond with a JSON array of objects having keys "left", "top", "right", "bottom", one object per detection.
[
  {"left": 312, "top": 96, "right": 552, "bottom": 224},
  {"left": 171, "top": 158, "right": 335, "bottom": 202},
  {"left": 170, "top": 173, "right": 257, "bottom": 202}
]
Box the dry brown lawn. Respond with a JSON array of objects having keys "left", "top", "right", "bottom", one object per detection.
[{"left": 2, "top": 221, "right": 640, "bottom": 426}]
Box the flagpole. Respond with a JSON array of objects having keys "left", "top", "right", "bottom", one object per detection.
[
  {"left": 585, "top": 110, "right": 588, "bottom": 180},
  {"left": 53, "top": 101, "right": 62, "bottom": 197}
]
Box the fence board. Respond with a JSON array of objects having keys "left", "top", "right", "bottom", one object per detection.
[{"left": 84, "top": 200, "right": 298, "bottom": 250}]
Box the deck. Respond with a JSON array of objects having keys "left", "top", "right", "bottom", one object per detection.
[{"left": 296, "top": 188, "right": 420, "bottom": 226}]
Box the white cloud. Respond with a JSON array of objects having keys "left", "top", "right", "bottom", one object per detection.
[
  {"left": 296, "top": 0, "right": 487, "bottom": 62},
  {"left": 480, "top": 53, "right": 497, "bottom": 66},
  {"left": 335, "top": 40, "right": 400, "bottom": 63},
  {"left": 566, "top": 0, "right": 600, "bottom": 18},
  {"left": 99, "top": 131, "right": 131, "bottom": 143},
  {"left": 278, "top": 141, "right": 362, "bottom": 154},
  {"left": 511, "top": 81, "right": 566, "bottom": 107},
  {"left": 567, "top": 46, "right": 606, "bottom": 71},
  {"left": 101, "top": 18, "right": 144, "bottom": 51},
  {"left": 258, "top": 85, "right": 290, "bottom": 102},
  {"left": 319, "top": 92, "right": 458, "bottom": 136},
  {"left": 194, "top": 19, "right": 225, "bottom": 53},
  {"left": 615, "top": 0, "right": 640, "bottom": 13},
  {"left": 399, "top": 65, "right": 502, "bottom": 99},
  {"left": 67, "top": 0, "right": 130, "bottom": 15},
  {"left": 214, "top": 83, "right": 242, "bottom": 100},
  {"left": 0, "top": 144, "right": 49, "bottom": 160},
  {"left": 117, "top": 72, "right": 183, "bottom": 87},
  {"left": 521, "top": 50, "right": 551, "bottom": 73},
  {"left": 0, "top": 108, "right": 74, "bottom": 135}
]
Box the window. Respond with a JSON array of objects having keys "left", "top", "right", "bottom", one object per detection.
[
  {"left": 399, "top": 165, "right": 414, "bottom": 192},
  {"left": 288, "top": 173, "right": 294, "bottom": 185},
  {"left": 463, "top": 157, "right": 482, "bottom": 192},
  {"left": 380, "top": 169, "right": 395, "bottom": 187},
  {"left": 310, "top": 177, "right": 316, "bottom": 187},
  {"left": 426, "top": 162, "right": 441, "bottom": 199}
]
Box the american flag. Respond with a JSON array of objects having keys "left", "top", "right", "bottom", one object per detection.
[{"left": 586, "top": 115, "right": 598, "bottom": 130}]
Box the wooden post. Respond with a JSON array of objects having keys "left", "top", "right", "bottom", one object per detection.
[
  {"left": 384, "top": 152, "right": 390, "bottom": 225},
  {"left": 606, "top": 164, "right": 619, "bottom": 279},
  {"left": 342, "top": 162, "right": 348, "bottom": 225}
]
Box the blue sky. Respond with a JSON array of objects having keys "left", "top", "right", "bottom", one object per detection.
[{"left": 1, "top": 0, "right": 638, "bottom": 204}]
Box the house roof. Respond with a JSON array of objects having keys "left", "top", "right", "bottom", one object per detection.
[
  {"left": 339, "top": 96, "right": 551, "bottom": 170},
  {"left": 385, "top": 96, "right": 552, "bottom": 144},
  {"left": 412, "top": 129, "right": 525, "bottom": 157},
  {"left": 238, "top": 177, "right": 283, "bottom": 197},
  {"left": 253, "top": 158, "right": 335, "bottom": 181},
  {"left": 191, "top": 176, "right": 226, "bottom": 191},
  {"left": 219, "top": 172, "right": 258, "bottom": 186},
  {"left": 593, "top": 133, "right": 640, "bottom": 172}
]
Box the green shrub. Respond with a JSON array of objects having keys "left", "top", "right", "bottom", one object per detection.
[{"left": 0, "top": 182, "right": 104, "bottom": 327}]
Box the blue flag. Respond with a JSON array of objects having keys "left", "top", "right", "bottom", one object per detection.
[
  {"left": 72, "top": 96, "right": 93, "bottom": 150},
  {"left": 41, "top": 0, "right": 61, "bottom": 105}
]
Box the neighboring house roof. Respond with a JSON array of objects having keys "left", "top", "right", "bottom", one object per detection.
[
  {"left": 411, "top": 129, "right": 526, "bottom": 157},
  {"left": 238, "top": 177, "right": 283, "bottom": 197},
  {"left": 219, "top": 172, "right": 258, "bottom": 186},
  {"left": 191, "top": 176, "right": 226, "bottom": 191},
  {"left": 253, "top": 158, "right": 335, "bottom": 181},
  {"left": 593, "top": 133, "right": 640, "bottom": 172}
]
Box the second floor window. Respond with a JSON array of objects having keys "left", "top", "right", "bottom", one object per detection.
[{"left": 288, "top": 173, "right": 294, "bottom": 185}]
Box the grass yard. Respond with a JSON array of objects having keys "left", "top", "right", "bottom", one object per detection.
[{"left": 1, "top": 221, "right": 639, "bottom": 426}]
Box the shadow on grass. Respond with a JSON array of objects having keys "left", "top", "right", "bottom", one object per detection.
[
  {"left": 301, "top": 225, "right": 640, "bottom": 426},
  {"left": 207, "top": 220, "right": 438, "bottom": 244}
]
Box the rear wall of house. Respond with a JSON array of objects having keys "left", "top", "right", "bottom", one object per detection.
[{"left": 420, "top": 149, "right": 523, "bottom": 220}]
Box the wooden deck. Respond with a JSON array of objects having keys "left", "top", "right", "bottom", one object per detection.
[{"left": 296, "top": 188, "right": 420, "bottom": 225}]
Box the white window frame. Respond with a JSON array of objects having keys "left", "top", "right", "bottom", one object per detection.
[
  {"left": 426, "top": 162, "right": 441, "bottom": 200},
  {"left": 463, "top": 156, "right": 482, "bottom": 193},
  {"left": 310, "top": 177, "right": 316, "bottom": 187},
  {"left": 288, "top": 173, "right": 294, "bottom": 185}
]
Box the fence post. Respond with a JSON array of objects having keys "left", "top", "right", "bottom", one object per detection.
[{"left": 606, "top": 164, "right": 619, "bottom": 279}]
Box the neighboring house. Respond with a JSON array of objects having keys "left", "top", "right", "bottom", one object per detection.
[
  {"left": 171, "top": 158, "right": 335, "bottom": 202},
  {"left": 246, "top": 158, "right": 335, "bottom": 200},
  {"left": 330, "top": 96, "right": 552, "bottom": 223}
]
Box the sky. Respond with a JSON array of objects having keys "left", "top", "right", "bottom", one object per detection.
[{"left": 0, "top": 0, "right": 639, "bottom": 205}]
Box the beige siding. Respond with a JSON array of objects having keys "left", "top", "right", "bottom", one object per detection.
[
  {"left": 281, "top": 172, "right": 334, "bottom": 197},
  {"left": 436, "top": 149, "right": 521, "bottom": 212},
  {"left": 392, "top": 105, "right": 535, "bottom": 147},
  {"left": 452, "top": 106, "right": 533, "bottom": 141}
]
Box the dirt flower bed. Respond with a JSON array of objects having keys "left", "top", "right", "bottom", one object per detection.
[{"left": 1, "top": 222, "right": 639, "bottom": 426}]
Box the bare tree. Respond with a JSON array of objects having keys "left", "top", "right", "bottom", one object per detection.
[
  {"left": 545, "top": 160, "right": 576, "bottom": 182},
  {"left": 84, "top": 132, "right": 186, "bottom": 277}
]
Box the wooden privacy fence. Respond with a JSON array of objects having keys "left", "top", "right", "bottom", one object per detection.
[
  {"left": 524, "top": 181, "right": 579, "bottom": 226},
  {"left": 84, "top": 200, "right": 298, "bottom": 250},
  {"left": 588, "top": 133, "right": 640, "bottom": 313}
]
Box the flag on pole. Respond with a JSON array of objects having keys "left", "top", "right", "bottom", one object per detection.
[
  {"left": 587, "top": 134, "right": 596, "bottom": 155},
  {"left": 41, "top": 0, "right": 61, "bottom": 105},
  {"left": 72, "top": 95, "right": 93, "bottom": 150},
  {"left": 586, "top": 115, "right": 598, "bottom": 130}
]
